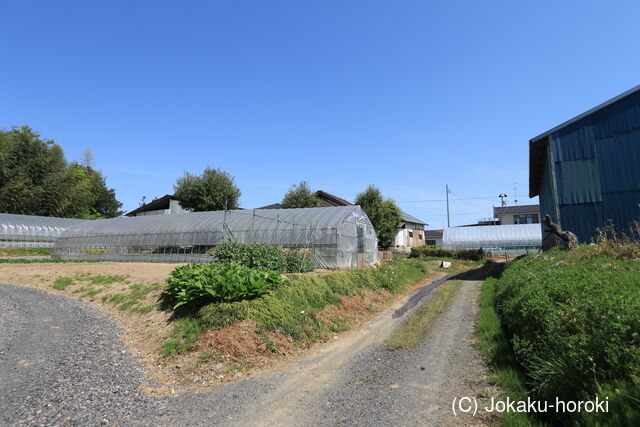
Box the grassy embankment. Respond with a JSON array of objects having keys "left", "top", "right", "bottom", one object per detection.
[
  {"left": 477, "top": 243, "right": 640, "bottom": 426},
  {"left": 162, "top": 257, "right": 436, "bottom": 357}
]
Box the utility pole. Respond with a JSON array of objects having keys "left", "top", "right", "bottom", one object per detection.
[{"left": 446, "top": 184, "right": 451, "bottom": 227}]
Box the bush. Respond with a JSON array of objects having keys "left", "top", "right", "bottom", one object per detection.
[
  {"left": 494, "top": 248, "right": 640, "bottom": 425},
  {"left": 210, "top": 241, "right": 314, "bottom": 273},
  {"left": 409, "top": 246, "right": 485, "bottom": 261},
  {"left": 163, "top": 262, "right": 285, "bottom": 309}
]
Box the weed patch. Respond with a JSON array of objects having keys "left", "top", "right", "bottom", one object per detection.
[
  {"left": 385, "top": 280, "right": 462, "bottom": 350},
  {"left": 52, "top": 276, "right": 74, "bottom": 290},
  {"left": 493, "top": 246, "right": 640, "bottom": 425}
]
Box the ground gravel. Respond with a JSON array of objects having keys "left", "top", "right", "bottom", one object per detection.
[
  {"left": 0, "top": 284, "right": 167, "bottom": 426},
  {"left": 1, "top": 272, "right": 494, "bottom": 426}
]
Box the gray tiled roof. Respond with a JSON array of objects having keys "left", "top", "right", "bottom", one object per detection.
[{"left": 400, "top": 210, "right": 427, "bottom": 226}]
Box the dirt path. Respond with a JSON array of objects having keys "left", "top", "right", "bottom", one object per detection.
[
  {"left": 156, "top": 275, "right": 495, "bottom": 426},
  {"left": 1, "top": 270, "right": 494, "bottom": 425}
]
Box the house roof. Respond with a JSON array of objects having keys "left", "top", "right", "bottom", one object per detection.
[
  {"left": 529, "top": 85, "right": 640, "bottom": 197},
  {"left": 493, "top": 204, "right": 540, "bottom": 216},
  {"left": 256, "top": 203, "right": 283, "bottom": 209},
  {"left": 425, "top": 229, "right": 444, "bottom": 238},
  {"left": 315, "top": 190, "right": 352, "bottom": 206},
  {"left": 400, "top": 210, "right": 428, "bottom": 226},
  {"left": 125, "top": 194, "right": 174, "bottom": 216}
]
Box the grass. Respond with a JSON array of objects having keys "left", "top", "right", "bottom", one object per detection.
[
  {"left": 0, "top": 258, "right": 100, "bottom": 264},
  {"left": 52, "top": 276, "right": 74, "bottom": 290},
  {"left": 476, "top": 276, "right": 541, "bottom": 427},
  {"left": 0, "top": 247, "right": 52, "bottom": 257},
  {"left": 492, "top": 245, "right": 640, "bottom": 425},
  {"left": 385, "top": 279, "right": 462, "bottom": 350},
  {"left": 161, "top": 257, "right": 441, "bottom": 356},
  {"left": 49, "top": 271, "right": 162, "bottom": 313}
]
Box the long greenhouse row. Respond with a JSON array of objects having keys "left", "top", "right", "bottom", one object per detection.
[{"left": 0, "top": 209, "right": 543, "bottom": 265}]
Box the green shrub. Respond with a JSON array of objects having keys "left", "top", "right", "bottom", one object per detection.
[
  {"left": 163, "top": 262, "right": 285, "bottom": 309},
  {"left": 494, "top": 248, "right": 640, "bottom": 425},
  {"left": 409, "top": 246, "right": 485, "bottom": 261},
  {"left": 210, "top": 241, "right": 313, "bottom": 273}
]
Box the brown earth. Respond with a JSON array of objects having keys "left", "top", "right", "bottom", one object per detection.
[{"left": 0, "top": 261, "right": 450, "bottom": 394}]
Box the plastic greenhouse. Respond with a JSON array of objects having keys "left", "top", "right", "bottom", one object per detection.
[
  {"left": 443, "top": 224, "right": 542, "bottom": 254},
  {"left": 0, "top": 213, "right": 87, "bottom": 248},
  {"left": 53, "top": 206, "right": 379, "bottom": 268}
]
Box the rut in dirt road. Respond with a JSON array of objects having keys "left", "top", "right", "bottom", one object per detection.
[{"left": 156, "top": 273, "right": 493, "bottom": 426}]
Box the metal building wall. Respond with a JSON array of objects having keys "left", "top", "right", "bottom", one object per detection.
[{"left": 545, "top": 90, "right": 640, "bottom": 244}]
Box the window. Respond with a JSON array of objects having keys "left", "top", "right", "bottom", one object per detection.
[
  {"left": 514, "top": 214, "right": 539, "bottom": 224},
  {"left": 408, "top": 231, "right": 413, "bottom": 238},
  {"left": 426, "top": 240, "right": 436, "bottom": 246}
]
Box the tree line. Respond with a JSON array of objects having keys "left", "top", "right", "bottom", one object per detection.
[
  {"left": 0, "top": 127, "right": 402, "bottom": 247},
  {"left": 174, "top": 170, "right": 401, "bottom": 248},
  {"left": 0, "top": 126, "right": 122, "bottom": 219}
]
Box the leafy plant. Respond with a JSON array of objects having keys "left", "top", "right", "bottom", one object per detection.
[{"left": 163, "top": 262, "right": 285, "bottom": 309}]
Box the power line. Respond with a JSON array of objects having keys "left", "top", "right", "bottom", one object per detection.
[{"left": 396, "top": 196, "right": 496, "bottom": 203}]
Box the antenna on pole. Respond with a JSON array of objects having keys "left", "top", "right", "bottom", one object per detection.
[
  {"left": 513, "top": 182, "right": 518, "bottom": 206},
  {"left": 446, "top": 185, "right": 451, "bottom": 227},
  {"left": 499, "top": 193, "right": 508, "bottom": 207}
]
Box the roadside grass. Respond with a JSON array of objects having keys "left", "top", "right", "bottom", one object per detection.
[
  {"left": 0, "top": 247, "right": 52, "bottom": 257},
  {"left": 385, "top": 279, "right": 462, "bottom": 350},
  {"left": 161, "top": 257, "right": 442, "bottom": 357},
  {"left": 492, "top": 246, "right": 640, "bottom": 426},
  {"left": 49, "top": 272, "right": 161, "bottom": 313},
  {"left": 0, "top": 258, "right": 100, "bottom": 264},
  {"left": 476, "top": 276, "right": 542, "bottom": 427},
  {"left": 52, "top": 276, "right": 74, "bottom": 290}
]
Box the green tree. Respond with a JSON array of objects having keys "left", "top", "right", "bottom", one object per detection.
[
  {"left": 281, "top": 181, "right": 320, "bottom": 209},
  {"left": 174, "top": 167, "right": 241, "bottom": 211},
  {"left": 0, "top": 126, "right": 122, "bottom": 218},
  {"left": 354, "top": 185, "right": 401, "bottom": 249}
]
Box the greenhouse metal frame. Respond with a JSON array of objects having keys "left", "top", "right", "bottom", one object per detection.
[
  {"left": 53, "top": 206, "right": 379, "bottom": 268},
  {"left": 0, "top": 213, "right": 87, "bottom": 248},
  {"left": 443, "top": 224, "right": 542, "bottom": 254}
]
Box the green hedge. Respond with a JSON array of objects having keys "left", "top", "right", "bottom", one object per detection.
[
  {"left": 409, "top": 246, "right": 485, "bottom": 261},
  {"left": 494, "top": 248, "right": 640, "bottom": 425}
]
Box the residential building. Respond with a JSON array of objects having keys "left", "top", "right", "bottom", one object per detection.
[
  {"left": 493, "top": 204, "right": 540, "bottom": 225},
  {"left": 529, "top": 85, "right": 640, "bottom": 249},
  {"left": 394, "top": 211, "right": 427, "bottom": 251},
  {"left": 424, "top": 229, "right": 444, "bottom": 246}
]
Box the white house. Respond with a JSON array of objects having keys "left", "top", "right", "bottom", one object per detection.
[{"left": 394, "top": 211, "right": 427, "bottom": 251}]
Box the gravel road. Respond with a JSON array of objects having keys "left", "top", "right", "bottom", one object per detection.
[
  {"left": 1, "top": 271, "right": 492, "bottom": 426},
  {"left": 0, "top": 284, "right": 166, "bottom": 426}
]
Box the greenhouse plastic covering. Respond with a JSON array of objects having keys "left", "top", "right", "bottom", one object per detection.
[
  {"left": 0, "top": 213, "right": 87, "bottom": 247},
  {"left": 54, "top": 206, "right": 379, "bottom": 268},
  {"left": 443, "top": 224, "right": 542, "bottom": 253}
]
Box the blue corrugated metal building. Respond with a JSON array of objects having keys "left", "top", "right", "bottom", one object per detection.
[{"left": 529, "top": 85, "right": 640, "bottom": 249}]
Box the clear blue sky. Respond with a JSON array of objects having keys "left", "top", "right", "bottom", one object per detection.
[{"left": 1, "top": 1, "right": 638, "bottom": 228}]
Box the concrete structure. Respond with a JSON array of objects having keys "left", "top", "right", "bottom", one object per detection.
[
  {"left": 125, "top": 195, "right": 189, "bottom": 217},
  {"left": 530, "top": 85, "right": 640, "bottom": 249},
  {"left": 493, "top": 204, "right": 540, "bottom": 225}
]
